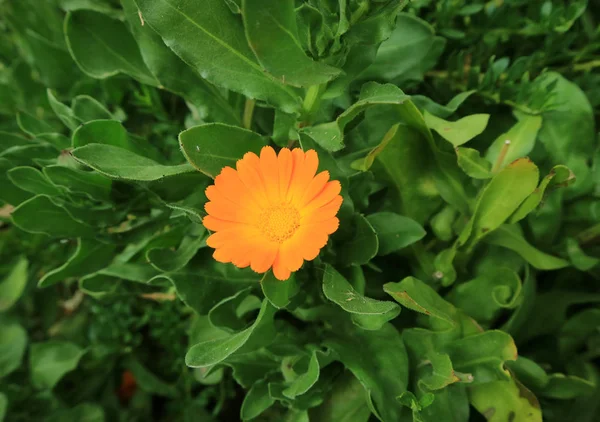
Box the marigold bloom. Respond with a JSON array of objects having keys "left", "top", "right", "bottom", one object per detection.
[{"left": 203, "top": 146, "right": 342, "bottom": 280}]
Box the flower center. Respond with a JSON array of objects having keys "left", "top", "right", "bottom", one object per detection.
[{"left": 259, "top": 204, "right": 300, "bottom": 243}]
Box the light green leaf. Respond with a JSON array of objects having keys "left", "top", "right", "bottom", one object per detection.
[
  {"left": 336, "top": 214, "right": 379, "bottom": 266},
  {"left": 72, "top": 144, "right": 194, "bottom": 181},
  {"left": 11, "top": 195, "right": 95, "bottom": 238},
  {"left": 186, "top": 300, "right": 275, "bottom": 367},
  {"left": 424, "top": 111, "right": 489, "bottom": 147},
  {"left": 242, "top": 0, "right": 340, "bottom": 87},
  {"left": 65, "top": 10, "right": 158, "bottom": 85},
  {"left": 456, "top": 147, "right": 492, "bottom": 179},
  {"left": 323, "top": 265, "right": 400, "bottom": 330},
  {"left": 484, "top": 225, "right": 569, "bottom": 270},
  {"left": 509, "top": 165, "right": 575, "bottom": 223},
  {"left": 366, "top": 212, "right": 426, "bottom": 255},
  {"left": 134, "top": 0, "right": 300, "bottom": 113},
  {"left": 179, "top": 123, "right": 266, "bottom": 177},
  {"left": 30, "top": 341, "right": 85, "bottom": 389},
  {"left": 470, "top": 376, "right": 542, "bottom": 422},
  {"left": 0, "top": 321, "right": 28, "bottom": 378},
  {"left": 485, "top": 115, "right": 542, "bottom": 172},
  {"left": 460, "top": 158, "right": 539, "bottom": 246},
  {"left": 0, "top": 256, "right": 28, "bottom": 312}
]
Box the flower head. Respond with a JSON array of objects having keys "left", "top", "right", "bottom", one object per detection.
[{"left": 203, "top": 146, "right": 342, "bottom": 280}]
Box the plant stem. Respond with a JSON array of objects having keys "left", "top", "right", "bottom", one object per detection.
[
  {"left": 302, "top": 84, "right": 322, "bottom": 114},
  {"left": 243, "top": 98, "right": 256, "bottom": 129}
]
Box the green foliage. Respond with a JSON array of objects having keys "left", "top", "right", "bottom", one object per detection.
[{"left": 0, "top": 0, "right": 599, "bottom": 421}]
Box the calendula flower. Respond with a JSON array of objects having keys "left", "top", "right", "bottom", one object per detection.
[{"left": 203, "top": 146, "right": 342, "bottom": 280}]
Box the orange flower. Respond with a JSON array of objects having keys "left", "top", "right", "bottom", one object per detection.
[{"left": 203, "top": 146, "right": 342, "bottom": 280}]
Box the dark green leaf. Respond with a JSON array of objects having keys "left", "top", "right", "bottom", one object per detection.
[
  {"left": 336, "top": 214, "right": 378, "bottom": 266},
  {"left": 134, "top": 0, "right": 301, "bottom": 113},
  {"left": 179, "top": 123, "right": 266, "bottom": 177},
  {"left": 323, "top": 264, "right": 400, "bottom": 330},
  {"left": 366, "top": 212, "right": 426, "bottom": 255},
  {"left": 0, "top": 320, "right": 28, "bottom": 378},
  {"left": 242, "top": 0, "right": 340, "bottom": 87}
]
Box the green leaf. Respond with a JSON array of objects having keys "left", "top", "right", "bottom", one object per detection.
[
  {"left": 0, "top": 132, "right": 30, "bottom": 151},
  {"left": 412, "top": 91, "right": 476, "bottom": 119},
  {"left": 366, "top": 212, "right": 426, "bottom": 255},
  {"left": 460, "top": 158, "right": 539, "bottom": 247},
  {"left": 455, "top": 147, "right": 492, "bottom": 179},
  {"left": 45, "top": 403, "right": 105, "bottom": 422},
  {"left": 384, "top": 277, "right": 457, "bottom": 327},
  {"left": 0, "top": 393, "right": 6, "bottom": 422},
  {"left": 71, "top": 95, "right": 114, "bottom": 122},
  {"left": 16, "top": 111, "right": 57, "bottom": 137},
  {"left": 11, "top": 195, "right": 95, "bottom": 238},
  {"left": 336, "top": 214, "right": 378, "bottom": 266},
  {"left": 7, "top": 166, "right": 63, "bottom": 196},
  {"left": 134, "top": 0, "right": 300, "bottom": 113},
  {"left": 186, "top": 300, "right": 275, "bottom": 367},
  {"left": 444, "top": 330, "right": 517, "bottom": 383},
  {"left": 242, "top": 0, "right": 340, "bottom": 87},
  {"left": 325, "top": 323, "right": 409, "bottom": 422},
  {"left": 147, "top": 232, "right": 206, "bottom": 272},
  {"left": 308, "top": 371, "right": 371, "bottom": 422},
  {"left": 485, "top": 115, "right": 542, "bottom": 172},
  {"left": 261, "top": 271, "right": 299, "bottom": 309},
  {"left": 179, "top": 123, "right": 266, "bottom": 177},
  {"left": 240, "top": 380, "right": 275, "bottom": 420},
  {"left": 47, "top": 89, "right": 80, "bottom": 131},
  {"left": 208, "top": 288, "right": 256, "bottom": 332},
  {"left": 71, "top": 120, "right": 160, "bottom": 159},
  {"left": 323, "top": 265, "right": 400, "bottom": 330},
  {"left": 43, "top": 165, "right": 112, "bottom": 201},
  {"left": 0, "top": 320, "right": 27, "bottom": 378},
  {"left": 566, "top": 238, "right": 599, "bottom": 271},
  {"left": 30, "top": 341, "right": 85, "bottom": 389},
  {"left": 39, "top": 238, "right": 115, "bottom": 288},
  {"left": 424, "top": 111, "right": 489, "bottom": 147},
  {"left": 302, "top": 82, "right": 410, "bottom": 151},
  {"left": 65, "top": 10, "right": 158, "bottom": 85},
  {"left": 361, "top": 124, "right": 442, "bottom": 224},
  {"left": 120, "top": 0, "right": 240, "bottom": 125},
  {"left": 449, "top": 267, "right": 522, "bottom": 323},
  {"left": 0, "top": 256, "right": 28, "bottom": 312},
  {"left": 283, "top": 351, "right": 320, "bottom": 398},
  {"left": 363, "top": 13, "right": 445, "bottom": 84},
  {"left": 469, "top": 376, "right": 542, "bottom": 422},
  {"left": 124, "top": 356, "right": 177, "bottom": 397},
  {"left": 484, "top": 225, "right": 569, "bottom": 270},
  {"left": 72, "top": 144, "right": 194, "bottom": 181},
  {"left": 509, "top": 165, "right": 575, "bottom": 223}
]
